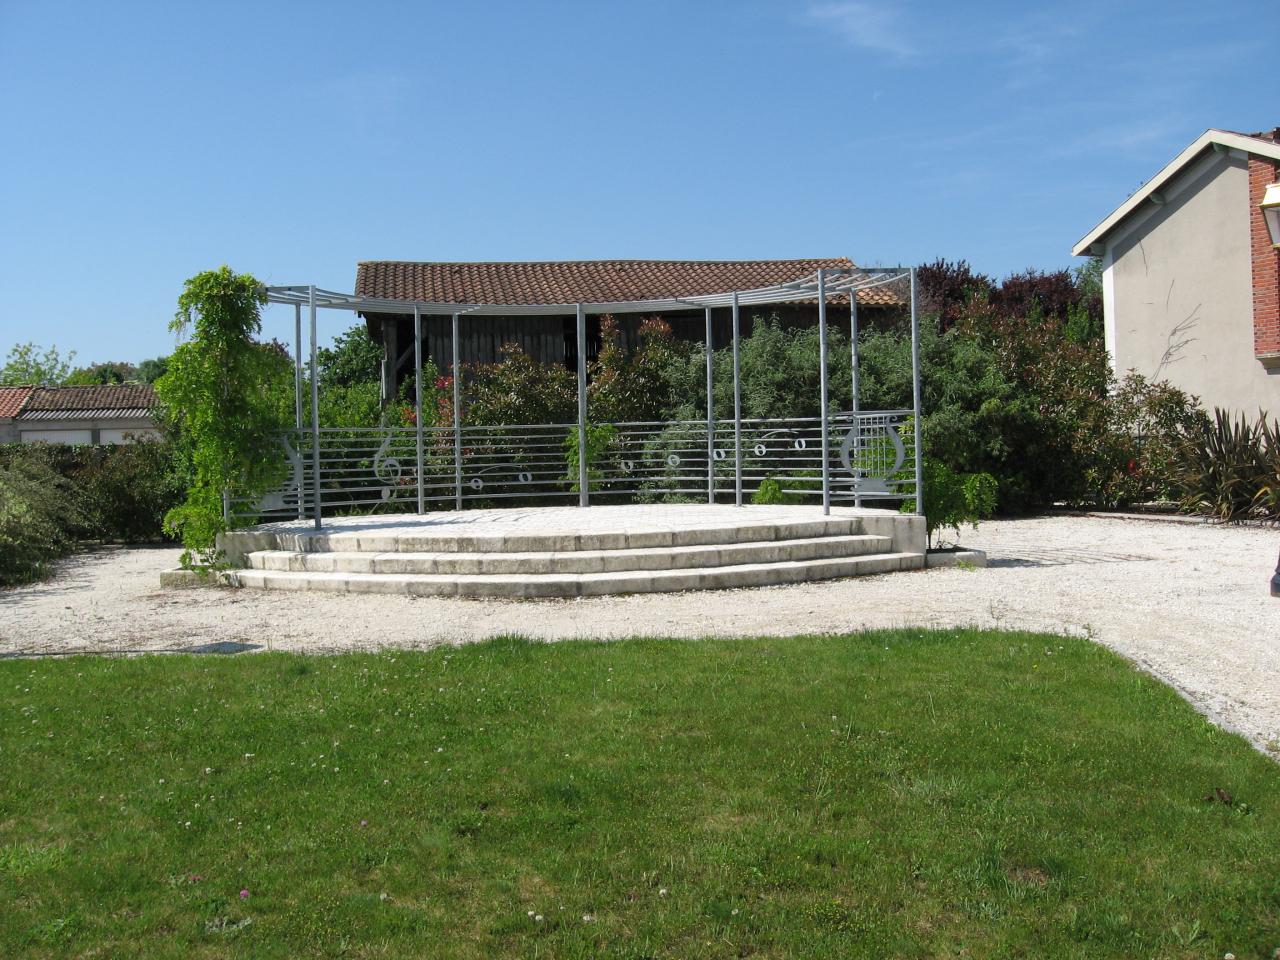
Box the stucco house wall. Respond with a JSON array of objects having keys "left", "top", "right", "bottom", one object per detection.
[
  {"left": 1103, "top": 149, "right": 1278, "bottom": 413},
  {"left": 1077, "top": 128, "right": 1280, "bottom": 417},
  {"left": 17, "top": 418, "right": 159, "bottom": 444}
]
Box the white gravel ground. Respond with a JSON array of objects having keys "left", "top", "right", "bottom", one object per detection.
[{"left": 1, "top": 515, "right": 1277, "bottom": 753}]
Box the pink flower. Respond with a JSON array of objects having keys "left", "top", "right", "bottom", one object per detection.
[{"left": 239, "top": 889, "right": 250, "bottom": 900}]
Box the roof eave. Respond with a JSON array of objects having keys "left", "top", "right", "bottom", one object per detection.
[{"left": 1071, "top": 129, "right": 1280, "bottom": 257}]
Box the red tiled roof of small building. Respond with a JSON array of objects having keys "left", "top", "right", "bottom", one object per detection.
[
  {"left": 20, "top": 384, "right": 156, "bottom": 414},
  {"left": 0, "top": 386, "right": 33, "bottom": 418}
]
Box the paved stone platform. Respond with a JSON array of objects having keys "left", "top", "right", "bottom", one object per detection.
[{"left": 219, "top": 504, "right": 926, "bottom": 597}]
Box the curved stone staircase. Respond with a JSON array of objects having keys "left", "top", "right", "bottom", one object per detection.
[{"left": 222, "top": 507, "right": 926, "bottom": 598}]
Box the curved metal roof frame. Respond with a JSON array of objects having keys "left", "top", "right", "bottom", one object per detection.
[{"left": 263, "top": 267, "right": 910, "bottom": 317}]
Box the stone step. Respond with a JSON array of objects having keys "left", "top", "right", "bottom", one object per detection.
[
  {"left": 245, "top": 533, "right": 894, "bottom": 576},
  {"left": 221, "top": 516, "right": 906, "bottom": 560},
  {"left": 228, "top": 551, "right": 925, "bottom": 598}
]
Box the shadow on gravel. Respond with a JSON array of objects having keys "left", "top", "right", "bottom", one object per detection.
[
  {"left": 0, "top": 545, "right": 177, "bottom": 606},
  {"left": 988, "top": 549, "right": 1159, "bottom": 568}
]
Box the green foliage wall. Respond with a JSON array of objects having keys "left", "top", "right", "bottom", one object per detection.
[
  {"left": 0, "top": 441, "right": 185, "bottom": 545},
  {"left": 156, "top": 267, "right": 291, "bottom": 561},
  {"left": 0, "top": 456, "right": 82, "bottom": 585},
  {"left": 0, "top": 440, "right": 187, "bottom": 585},
  {"left": 317, "top": 325, "right": 383, "bottom": 390}
]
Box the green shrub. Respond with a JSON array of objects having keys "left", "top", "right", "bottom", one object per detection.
[
  {"left": 462, "top": 344, "right": 577, "bottom": 427},
  {"left": 563, "top": 422, "right": 618, "bottom": 493},
  {"left": 0, "top": 457, "right": 82, "bottom": 585},
  {"left": 1088, "top": 375, "right": 1208, "bottom": 508},
  {"left": 903, "top": 461, "right": 998, "bottom": 547},
  {"left": 588, "top": 317, "right": 684, "bottom": 424},
  {"left": 74, "top": 441, "right": 187, "bottom": 541},
  {"left": 0, "top": 441, "right": 185, "bottom": 543},
  {"left": 157, "top": 267, "right": 291, "bottom": 565},
  {"left": 1256, "top": 416, "right": 1280, "bottom": 520},
  {"left": 655, "top": 317, "right": 855, "bottom": 424},
  {"left": 1175, "top": 409, "right": 1276, "bottom": 522},
  {"left": 751, "top": 477, "right": 787, "bottom": 505}
]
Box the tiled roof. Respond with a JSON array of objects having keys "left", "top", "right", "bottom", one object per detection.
[
  {"left": 0, "top": 386, "right": 33, "bottom": 419},
  {"left": 355, "top": 259, "right": 904, "bottom": 308},
  {"left": 19, "top": 384, "right": 156, "bottom": 416}
]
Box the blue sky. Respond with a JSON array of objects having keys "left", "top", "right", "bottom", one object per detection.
[{"left": 0, "top": 0, "right": 1273, "bottom": 364}]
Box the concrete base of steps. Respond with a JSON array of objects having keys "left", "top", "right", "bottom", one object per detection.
[
  {"left": 228, "top": 551, "right": 925, "bottom": 598},
  {"left": 219, "top": 510, "right": 924, "bottom": 565},
  {"left": 218, "top": 505, "right": 929, "bottom": 598},
  {"left": 246, "top": 534, "right": 894, "bottom": 576}
]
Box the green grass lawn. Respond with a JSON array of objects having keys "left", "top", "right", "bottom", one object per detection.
[{"left": 1, "top": 630, "right": 1277, "bottom": 958}]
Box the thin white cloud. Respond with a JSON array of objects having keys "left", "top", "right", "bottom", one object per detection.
[
  {"left": 992, "top": 13, "right": 1087, "bottom": 89},
  {"left": 806, "top": 2, "right": 916, "bottom": 59}
]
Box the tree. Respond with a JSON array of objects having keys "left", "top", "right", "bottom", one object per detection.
[
  {"left": 0, "top": 342, "right": 75, "bottom": 385},
  {"left": 588, "top": 316, "right": 682, "bottom": 424},
  {"left": 317, "top": 324, "right": 382, "bottom": 389},
  {"left": 155, "top": 267, "right": 291, "bottom": 564},
  {"left": 136, "top": 356, "right": 170, "bottom": 383},
  {"left": 65, "top": 361, "right": 139, "bottom": 385},
  {"left": 916, "top": 259, "right": 993, "bottom": 332}
]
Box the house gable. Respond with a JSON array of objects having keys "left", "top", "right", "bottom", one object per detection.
[{"left": 1074, "top": 128, "right": 1280, "bottom": 414}]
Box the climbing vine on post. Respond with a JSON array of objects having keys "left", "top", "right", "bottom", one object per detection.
[{"left": 156, "top": 267, "right": 290, "bottom": 566}]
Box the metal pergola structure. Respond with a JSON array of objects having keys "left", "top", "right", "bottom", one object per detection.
[{"left": 264, "top": 266, "right": 924, "bottom": 530}]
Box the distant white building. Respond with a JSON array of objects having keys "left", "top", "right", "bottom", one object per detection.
[
  {"left": 0, "top": 384, "right": 159, "bottom": 444},
  {"left": 1073, "top": 127, "right": 1280, "bottom": 415}
]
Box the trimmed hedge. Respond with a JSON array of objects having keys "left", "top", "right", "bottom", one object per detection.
[
  {"left": 0, "top": 457, "right": 82, "bottom": 585},
  {"left": 0, "top": 440, "right": 186, "bottom": 585}
]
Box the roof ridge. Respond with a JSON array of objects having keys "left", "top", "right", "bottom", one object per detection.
[
  {"left": 356, "top": 257, "right": 854, "bottom": 267},
  {"left": 29, "top": 382, "right": 154, "bottom": 391}
]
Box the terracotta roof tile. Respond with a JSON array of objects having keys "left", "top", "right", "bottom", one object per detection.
[
  {"left": 355, "top": 259, "right": 903, "bottom": 308},
  {"left": 21, "top": 384, "right": 156, "bottom": 414},
  {"left": 0, "top": 386, "right": 33, "bottom": 419}
]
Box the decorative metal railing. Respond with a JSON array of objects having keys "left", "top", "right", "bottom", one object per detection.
[{"left": 236, "top": 410, "right": 914, "bottom": 522}]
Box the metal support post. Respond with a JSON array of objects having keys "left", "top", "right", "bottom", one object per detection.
[
  {"left": 817, "top": 269, "right": 831, "bottom": 515},
  {"left": 293, "top": 302, "right": 304, "bottom": 519},
  {"left": 293, "top": 303, "right": 303, "bottom": 431},
  {"left": 452, "top": 312, "right": 463, "bottom": 511},
  {"left": 705, "top": 306, "right": 715, "bottom": 504},
  {"left": 308, "top": 285, "right": 321, "bottom": 530},
  {"left": 576, "top": 303, "right": 589, "bottom": 507},
  {"left": 850, "top": 288, "right": 862, "bottom": 508},
  {"left": 910, "top": 267, "right": 925, "bottom": 518},
  {"left": 732, "top": 292, "right": 743, "bottom": 506},
  {"left": 413, "top": 304, "right": 424, "bottom": 515}
]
